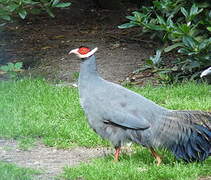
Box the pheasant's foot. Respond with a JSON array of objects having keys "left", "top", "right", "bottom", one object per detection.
[
  {"left": 150, "top": 147, "right": 162, "bottom": 166},
  {"left": 114, "top": 147, "right": 121, "bottom": 161}
]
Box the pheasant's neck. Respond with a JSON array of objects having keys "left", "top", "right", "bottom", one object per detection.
[{"left": 79, "top": 55, "right": 100, "bottom": 84}]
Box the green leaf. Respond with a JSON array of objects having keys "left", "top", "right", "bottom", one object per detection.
[
  {"left": 181, "top": 7, "right": 188, "bottom": 18},
  {"left": 14, "top": 62, "right": 23, "bottom": 69},
  {"left": 190, "top": 4, "right": 198, "bottom": 16},
  {"left": 190, "top": 4, "right": 196, "bottom": 16},
  {"left": 145, "top": 59, "right": 153, "bottom": 65},
  {"left": 164, "top": 43, "right": 183, "bottom": 52},
  {"left": 0, "top": 23, "right": 6, "bottom": 27},
  {"left": 188, "top": 52, "right": 198, "bottom": 56},
  {"left": 178, "top": 48, "right": 191, "bottom": 55},
  {"left": 126, "top": 16, "right": 136, "bottom": 21},
  {"left": 51, "top": 0, "right": 60, "bottom": 6},
  {"left": 23, "top": 0, "right": 39, "bottom": 5},
  {"left": 22, "top": 0, "right": 33, "bottom": 4},
  {"left": 156, "top": 15, "right": 165, "bottom": 25},
  {"left": 166, "top": 17, "right": 174, "bottom": 28},
  {"left": 132, "top": 11, "right": 147, "bottom": 18},
  {"left": 197, "top": 2, "right": 210, "bottom": 8},
  {"left": 149, "top": 49, "right": 162, "bottom": 65},
  {"left": 45, "top": 7, "right": 55, "bottom": 18},
  {"left": 207, "top": 27, "right": 211, "bottom": 32},
  {"left": 53, "top": 2, "right": 71, "bottom": 8},
  {"left": 198, "top": 39, "right": 211, "bottom": 50},
  {"left": 7, "top": 63, "right": 15, "bottom": 70},
  {"left": 8, "top": 3, "right": 19, "bottom": 12},
  {"left": 178, "top": 24, "right": 190, "bottom": 34},
  {"left": 189, "top": 4, "right": 203, "bottom": 21},
  {"left": 118, "top": 23, "right": 137, "bottom": 29},
  {"left": 1, "top": 15, "right": 11, "bottom": 21},
  {"left": 0, "top": 65, "right": 9, "bottom": 72},
  {"left": 152, "top": 1, "right": 160, "bottom": 9},
  {"left": 182, "top": 36, "right": 197, "bottom": 49},
  {"left": 18, "top": 9, "right": 27, "bottom": 19},
  {"left": 132, "top": 11, "right": 148, "bottom": 23},
  {"left": 145, "top": 23, "right": 165, "bottom": 31}
]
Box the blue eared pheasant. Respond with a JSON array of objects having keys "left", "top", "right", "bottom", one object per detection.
[{"left": 69, "top": 46, "right": 211, "bottom": 165}]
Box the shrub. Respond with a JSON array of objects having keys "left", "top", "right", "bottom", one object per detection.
[
  {"left": 119, "top": 0, "right": 211, "bottom": 82},
  {"left": 0, "top": 0, "right": 71, "bottom": 22},
  {"left": 0, "top": 62, "right": 23, "bottom": 79}
]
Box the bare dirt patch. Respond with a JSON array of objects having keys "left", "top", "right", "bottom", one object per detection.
[
  {"left": 0, "top": 0, "right": 155, "bottom": 83},
  {"left": 0, "top": 138, "right": 111, "bottom": 179}
]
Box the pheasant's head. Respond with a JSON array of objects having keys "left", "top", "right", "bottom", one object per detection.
[{"left": 69, "top": 46, "right": 98, "bottom": 59}]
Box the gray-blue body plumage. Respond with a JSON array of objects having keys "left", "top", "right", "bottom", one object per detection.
[{"left": 79, "top": 55, "right": 211, "bottom": 162}]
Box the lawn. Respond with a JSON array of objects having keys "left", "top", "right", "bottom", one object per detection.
[
  {"left": 0, "top": 161, "right": 40, "bottom": 180},
  {"left": 62, "top": 150, "right": 210, "bottom": 180},
  {"left": 0, "top": 78, "right": 210, "bottom": 180}
]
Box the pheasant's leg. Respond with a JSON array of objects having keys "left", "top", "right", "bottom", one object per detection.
[
  {"left": 150, "top": 147, "right": 162, "bottom": 166},
  {"left": 114, "top": 147, "right": 121, "bottom": 161}
]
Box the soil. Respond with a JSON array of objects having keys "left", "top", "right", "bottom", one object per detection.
[
  {"left": 0, "top": 138, "right": 112, "bottom": 180},
  {"left": 0, "top": 0, "right": 156, "bottom": 84}
]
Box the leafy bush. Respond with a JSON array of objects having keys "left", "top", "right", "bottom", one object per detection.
[
  {"left": 119, "top": 0, "right": 211, "bottom": 82},
  {"left": 0, "top": 62, "right": 23, "bottom": 78},
  {"left": 0, "top": 0, "right": 71, "bottom": 22}
]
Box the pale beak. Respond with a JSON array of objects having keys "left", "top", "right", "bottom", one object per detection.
[{"left": 68, "top": 48, "right": 79, "bottom": 55}]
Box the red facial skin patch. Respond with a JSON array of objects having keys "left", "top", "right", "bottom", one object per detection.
[{"left": 78, "top": 47, "right": 91, "bottom": 55}]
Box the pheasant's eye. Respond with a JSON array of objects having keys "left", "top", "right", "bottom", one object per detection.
[{"left": 78, "top": 47, "right": 91, "bottom": 55}]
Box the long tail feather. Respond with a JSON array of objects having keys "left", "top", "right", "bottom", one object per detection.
[
  {"left": 167, "top": 110, "right": 211, "bottom": 162},
  {"left": 128, "top": 110, "right": 211, "bottom": 162},
  {"left": 170, "top": 123, "right": 211, "bottom": 162}
]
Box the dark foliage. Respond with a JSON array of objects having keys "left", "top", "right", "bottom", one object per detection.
[{"left": 119, "top": 0, "right": 211, "bottom": 82}]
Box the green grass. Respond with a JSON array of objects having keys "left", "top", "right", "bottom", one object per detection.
[
  {"left": 131, "top": 83, "right": 211, "bottom": 110},
  {"left": 0, "top": 161, "right": 40, "bottom": 180},
  {"left": 62, "top": 148, "right": 211, "bottom": 180},
  {"left": 0, "top": 79, "right": 210, "bottom": 148},
  {"left": 0, "top": 78, "right": 106, "bottom": 148},
  {"left": 0, "top": 79, "right": 210, "bottom": 180}
]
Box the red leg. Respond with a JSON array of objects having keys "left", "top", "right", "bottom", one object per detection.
[
  {"left": 114, "top": 147, "right": 121, "bottom": 161},
  {"left": 150, "top": 147, "right": 162, "bottom": 166}
]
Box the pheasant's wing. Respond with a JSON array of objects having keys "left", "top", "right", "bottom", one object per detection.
[{"left": 102, "top": 109, "right": 150, "bottom": 130}]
